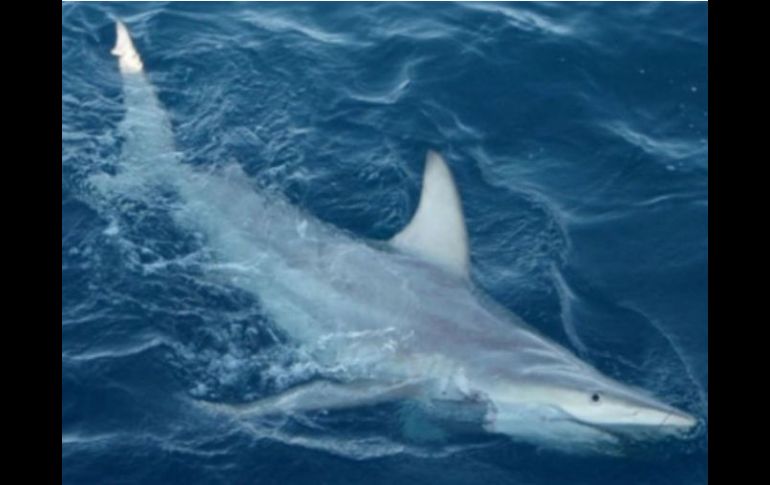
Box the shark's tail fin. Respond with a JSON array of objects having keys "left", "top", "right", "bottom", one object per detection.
[{"left": 111, "top": 20, "right": 144, "bottom": 74}]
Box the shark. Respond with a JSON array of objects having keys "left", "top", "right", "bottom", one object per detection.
[{"left": 107, "top": 21, "right": 698, "bottom": 450}]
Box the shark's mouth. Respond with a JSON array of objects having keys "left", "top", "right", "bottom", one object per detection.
[
  {"left": 595, "top": 420, "right": 699, "bottom": 439},
  {"left": 481, "top": 406, "right": 622, "bottom": 450},
  {"left": 481, "top": 401, "right": 687, "bottom": 443}
]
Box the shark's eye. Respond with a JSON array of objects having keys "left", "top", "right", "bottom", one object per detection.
[{"left": 591, "top": 392, "right": 601, "bottom": 403}]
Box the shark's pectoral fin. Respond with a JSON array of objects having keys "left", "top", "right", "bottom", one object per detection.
[
  {"left": 194, "top": 379, "right": 424, "bottom": 419},
  {"left": 391, "top": 151, "right": 470, "bottom": 278},
  {"left": 399, "top": 401, "right": 449, "bottom": 443},
  {"left": 399, "top": 392, "right": 493, "bottom": 443}
]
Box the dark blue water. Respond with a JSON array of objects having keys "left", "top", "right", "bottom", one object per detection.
[{"left": 62, "top": 2, "right": 708, "bottom": 484}]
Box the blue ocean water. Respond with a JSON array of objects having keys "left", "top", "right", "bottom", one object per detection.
[{"left": 62, "top": 2, "right": 708, "bottom": 484}]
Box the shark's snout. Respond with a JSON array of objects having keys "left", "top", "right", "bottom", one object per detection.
[{"left": 660, "top": 408, "right": 698, "bottom": 429}]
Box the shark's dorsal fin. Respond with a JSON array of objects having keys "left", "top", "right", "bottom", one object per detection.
[{"left": 391, "top": 151, "right": 470, "bottom": 278}]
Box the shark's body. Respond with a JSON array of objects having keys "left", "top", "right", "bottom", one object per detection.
[{"left": 106, "top": 22, "right": 697, "bottom": 450}]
